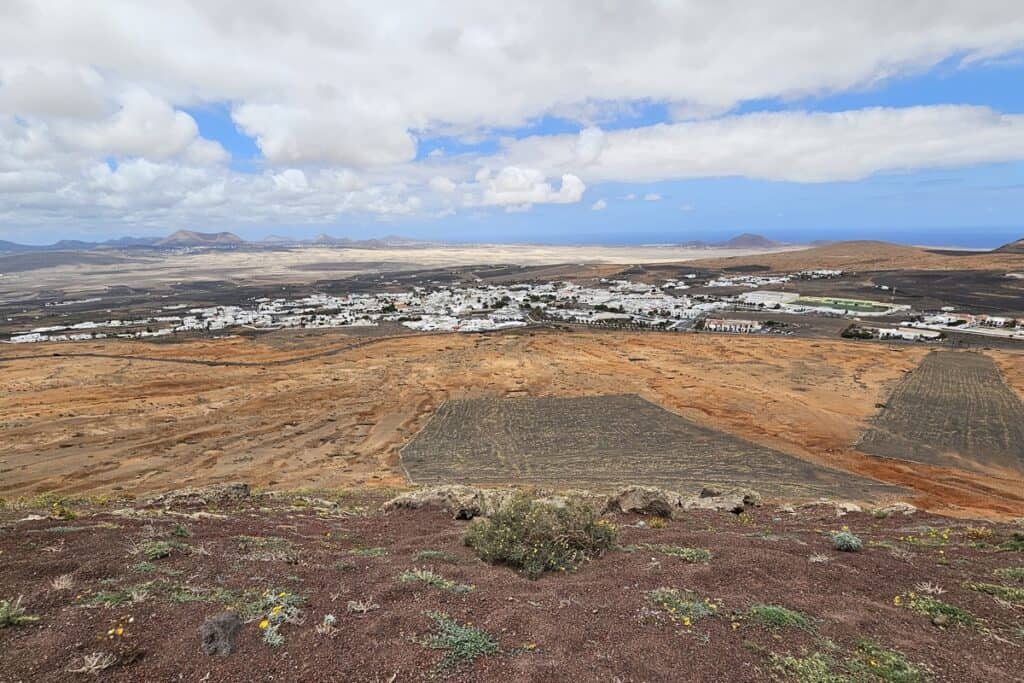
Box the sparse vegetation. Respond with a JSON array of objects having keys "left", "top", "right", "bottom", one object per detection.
[
  {"left": 347, "top": 598, "right": 380, "bottom": 615},
  {"left": 250, "top": 589, "right": 305, "bottom": 648},
  {"left": 67, "top": 652, "right": 117, "bottom": 676},
  {"left": 237, "top": 535, "right": 300, "bottom": 563},
  {"left": 412, "top": 549, "right": 459, "bottom": 564},
  {"left": 400, "top": 568, "right": 474, "bottom": 594},
  {"left": 50, "top": 574, "right": 75, "bottom": 591},
  {"left": 999, "top": 532, "right": 1024, "bottom": 552},
  {"left": 831, "top": 528, "right": 862, "bottom": 552},
  {"left": 133, "top": 539, "right": 184, "bottom": 561},
  {"left": 897, "top": 592, "right": 978, "bottom": 628},
  {"left": 0, "top": 596, "right": 39, "bottom": 627},
  {"left": 638, "top": 543, "right": 711, "bottom": 563},
  {"left": 768, "top": 651, "right": 839, "bottom": 682},
  {"left": 963, "top": 581, "right": 1024, "bottom": 603},
  {"left": 464, "top": 492, "right": 616, "bottom": 578},
  {"left": 647, "top": 588, "right": 719, "bottom": 627},
  {"left": 348, "top": 546, "right": 388, "bottom": 558},
  {"left": 747, "top": 604, "right": 813, "bottom": 630},
  {"left": 420, "top": 611, "right": 499, "bottom": 672},
  {"left": 993, "top": 566, "right": 1024, "bottom": 583}
]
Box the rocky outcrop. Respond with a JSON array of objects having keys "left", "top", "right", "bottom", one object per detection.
[
  {"left": 381, "top": 485, "right": 515, "bottom": 519},
  {"left": 146, "top": 482, "right": 252, "bottom": 509},
  {"left": 604, "top": 486, "right": 680, "bottom": 517},
  {"left": 199, "top": 612, "right": 242, "bottom": 656}
]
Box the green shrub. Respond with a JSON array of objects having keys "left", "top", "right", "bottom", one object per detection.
[
  {"left": 768, "top": 652, "right": 841, "bottom": 682},
  {"left": 420, "top": 611, "right": 499, "bottom": 671},
  {"left": 999, "top": 532, "right": 1024, "bottom": 552},
  {"left": 0, "top": 596, "right": 39, "bottom": 628},
  {"left": 900, "top": 593, "right": 978, "bottom": 628},
  {"left": 747, "top": 604, "right": 813, "bottom": 630},
  {"left": 831, "top": 530, "right": 862, "bottom": 552},
  {"left": 464, "top": 493, "right": 616, "bottom": 578}
]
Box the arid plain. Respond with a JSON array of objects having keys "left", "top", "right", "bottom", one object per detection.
[{"left": 3, "top": 326, "right": 1022, "bottom": 518}]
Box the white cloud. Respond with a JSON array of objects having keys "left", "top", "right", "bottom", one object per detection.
[
  {"left": 476, "top": 166, "right": 586, "bottom": 210},
  {"left": 495, "top": 106, "right": 1024, "bottom": 183},
  {"left": 3, "top": 3, "right": 1024, "bottom": 232},
  {"left": 429, "top": 175, "right": 457, "bottom": 193},
  {"left": 643, "top": 193, "right": 662, "bottom": 201},
  {"left": 591, "top": 198, "right": 607, "bottom": 211}
]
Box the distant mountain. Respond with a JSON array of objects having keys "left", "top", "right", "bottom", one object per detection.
[
  {"left": 156, "top": 230, "right": 245, "bottom": 247},
  {"left": 102, "top": 236, "right": 160, "bottom": 248},
  {"left": 994, "top": 237, "right": 1024, "bottom": 254},
  {"left": 719, "top": 233, "right": 782, "bottom": 249},
  {"left": 0, "top": 240, "right": 38, "bottom": 253}
]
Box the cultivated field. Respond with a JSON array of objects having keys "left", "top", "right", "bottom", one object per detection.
[
  {"left": 858, "top": 351, "right": 1024, "bottom": 476},
  {"left": 402, "top": 395, "right": 901, "bottom": 499}
]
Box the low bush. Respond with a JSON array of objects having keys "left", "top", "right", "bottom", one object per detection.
[
  {"left": 400, "top": 568, "right": 474, "bottom": 594},
  {"left": 420, "top": 611, "right": 499, "bottom": 672},
  {"left": 464, "top": 493, "right": 616, "bottom": 578},
  {"left": 831, "top": 529, "right": 862, "bottom": 552},
  {"left": 994, "top": 566, "right": 1024, "bottom": 583},
  {"left": 647, "top": 588, "right": 719, "bottom": 626}
]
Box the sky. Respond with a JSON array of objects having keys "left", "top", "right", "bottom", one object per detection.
[{"left": 1, "top": 2, "right": 1024, "bottom": 247}]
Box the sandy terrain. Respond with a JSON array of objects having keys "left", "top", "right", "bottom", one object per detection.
[
  {"left": 0, "top": 243, "right": 796, "bottom": 301},
  {"left": 689, "top": 240, "right": 1024, "bottom": 272},
  {"left": 2, "top": 328, "right": 1022, "bottom": 517}
]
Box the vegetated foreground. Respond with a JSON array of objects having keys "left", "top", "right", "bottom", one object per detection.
[
  {"left": 858, "top": 351, "right": 1024, "bottom": 476},
  {"left": 402, "top": 395, "right": 903, "bottom": 499},
  {"left": 2, "top": 488, "right": 1023, "bottom": 681}
]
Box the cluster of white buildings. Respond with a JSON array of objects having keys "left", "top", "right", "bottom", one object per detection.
[
  {"left": 5, "top": 268, "right": 1021, "bottom": 345},
  {"left": 898, "top": 312, "right": 1024, "bottom": 340}
]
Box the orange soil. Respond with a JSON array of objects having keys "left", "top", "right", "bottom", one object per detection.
[{"left": 1, "top": 329, "right": 1021, "bottom": 518}]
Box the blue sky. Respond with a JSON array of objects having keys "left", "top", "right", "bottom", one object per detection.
[{"left": 2, "top": 4, "right": 1024, "bottom": 247}]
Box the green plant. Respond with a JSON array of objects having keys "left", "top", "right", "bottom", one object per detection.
[
  {"left": 963, "top": 581, "right": 1024, "bottom": 603},
  {"left": 847, "top": 640, "right": 927, "bottom": 683},
  {"left": 639, "top": 543, "right": 711, "bottom": 563},
  {"left": 898, "top": 592, "right": 978, "bottom": 628},
  {"left": 464, "top": 492, "right": 616, "bottom": 578},
  {"left": 831, "top": 529, "right": 862, "bottom": 552},
  {"left": 768, "top": 652, "right": 842, "bottom": 682},
  {"left": 413, "top": 549, "right": 459, "bottom": 564},
  {"left": 171, "top": 523, "right": 191, "bottom": 538},
  {"left": 250, "top": 588, "right": 306, "bottom": 647},
  {"left": 999, "top": 532, "right": 1024, "bottom": 552},
  {"left": 135, "top": 539, "right": 184, "bottom": 561},
  {"left": 420, "top": 611, "right": 499, "bottom": 672},
  {"left": 994, "top": 567, "right": 1024, "bottom": 583},
  {"left": 0, "top": 596, "right": 39, "bottom": 627},
  {"left": 237, "top": 535, "right": 300, "bottom": 563},
  {"left": 647, "top": 588, "right": 719, "bottom": 626},
  {"left": 400, "top": 568, "right": 474, "bottom": 594},
  {"left": 747, "top": 604, "right": 813, "bottom": 630},
  {"left": 348, "top": 546, "right": 388, "bottom": 558}
]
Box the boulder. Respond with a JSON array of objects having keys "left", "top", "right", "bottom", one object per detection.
[
  {"left": 680, "top": 487, "right": 762, "bottom": 514},
  {"left": 199, "top": 612, "right": 242, "bottom": 656},
  {"left": 604, "top": 486, "right": 680, "bottom": 518},
  {"left": 381, "top": 485, "right": 512, "bottom": 519},
  {"left": 872, "top": 502, "right": 918, "bottom": 516},
  {"left": 146, "top": 483, "right": 252, "bottom": 509},
  {"left": 834, "top": 502, "right": 863, "bottom": 517}
]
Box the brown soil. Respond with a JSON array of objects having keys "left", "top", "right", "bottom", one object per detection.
[
  {"left": 687, "top": 241, "right": 1024, "bottom": 273},
  {"left": 2, "top": 494, "right": 1022, "bottom": 681},
  {"left": 2, "top": 329, "right": 1023, "bottom": 518}
]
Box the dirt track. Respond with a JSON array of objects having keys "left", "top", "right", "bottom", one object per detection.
[{"left": 2, "top": 329, "right": 1023, "bottom": 517}]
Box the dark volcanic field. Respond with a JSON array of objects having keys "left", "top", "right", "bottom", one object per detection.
[
  {"left": 2, "top": 492, "right": 1023, "bottom": 681},
  {"left": 401, "top": 395, "right": 903, "bottom": 500},
  {"left": 858, "top": 351, "right": 1024, "bottom": 476}
]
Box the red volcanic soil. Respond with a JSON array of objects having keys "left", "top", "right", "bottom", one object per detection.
[{"left": 2, "top": 490, "right": 1023, "bottom": 681}]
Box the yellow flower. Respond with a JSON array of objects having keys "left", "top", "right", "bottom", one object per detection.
[
  {"left": 893, "top": 596, "right": 902, "bottom": 606},
  {"left": 115, "top": 627, "right": 124, "bottom": 636},
  {"left": 271, "top": 605, "right": 283, "bottom": 615},
  {"left": 682, "top": 617, "right": 691, "bottom": 627},
  {"left": 278, "top": 592, "right": 287, "bottom": 598},
  {"left": 731, "top": 622, "right": 740, "bottom": 630},
  {"left": 259, "top": 619, "right": 270, "bottom": 629}
]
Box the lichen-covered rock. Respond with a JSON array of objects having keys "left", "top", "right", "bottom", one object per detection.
[
  {"left": 199, "top": 612, "right": 242, "bottom": 656},
  {"left": 872, "top": 502, "right": 918, "bottom": 516},
  {"left": 382, "top": 485, "right": 505, "bottom": 519},
  {"left": 146, "top": 483, "right": 252, "bottom": 509},
  {"left": 604, "top": 485, "right": 681, "bottom": 518}
]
